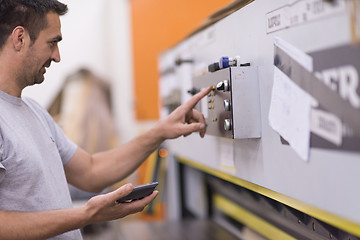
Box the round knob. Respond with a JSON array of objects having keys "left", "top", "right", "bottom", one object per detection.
[
  {"left": 224, "top": 99, "right": 231, "bottom": 111},
  {"left": 216, "top": 80, "right": 230, "bottom": 91},
  {"left": 224, "top": 119, "right": 232, "bottom": 131}
]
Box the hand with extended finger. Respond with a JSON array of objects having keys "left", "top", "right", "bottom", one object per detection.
[{"left": 155, "top": 87, "right": 211, "bottom": 140}]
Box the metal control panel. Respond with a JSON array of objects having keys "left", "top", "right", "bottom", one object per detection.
[{"left": 193, "top": 66, "right": 261, "bottom": 139}]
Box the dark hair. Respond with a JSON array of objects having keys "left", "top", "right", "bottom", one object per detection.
[{"left": 0, "top": 0, "right": 68, "bottom": 50}]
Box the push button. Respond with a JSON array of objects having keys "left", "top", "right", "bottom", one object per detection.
[
  {"left": 216, "top": 80, "right": 230, "bottom": 92},
  {"left": 224, "top": 119, "right": 232, "bottom": 131},
  {"left": 224, "top": 99, "right": 231, "bottom": 111}
]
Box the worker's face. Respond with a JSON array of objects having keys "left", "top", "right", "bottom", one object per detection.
[{"left": 20, "top": 12, "right": 62, "bottom": 87}]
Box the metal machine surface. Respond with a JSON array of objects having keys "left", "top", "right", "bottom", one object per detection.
[
  {"left": 193, "top": 67, "right": 261, "bottom": 139},
  {"left": 159, "top": 0, "right": 360, "bottom": 238}
]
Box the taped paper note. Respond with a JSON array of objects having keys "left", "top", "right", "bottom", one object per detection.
[
  {"left": 219, "top": 138, "right": 236, "bottom": 173},
  {"left": 269, "top": 67, "right": 312, "bottom": 161}
]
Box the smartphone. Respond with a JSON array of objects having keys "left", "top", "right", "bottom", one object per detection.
[{"left": 116, "top": 182, "right": 159, "bottom": 203}]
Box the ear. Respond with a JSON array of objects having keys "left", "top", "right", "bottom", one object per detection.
[{"left": 12, "top": 26, "right": 27, "bottom": 51}]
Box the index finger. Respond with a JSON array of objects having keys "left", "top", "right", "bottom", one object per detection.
[{"left": 183, "top": 86, "right": 212, "bottom": 110}]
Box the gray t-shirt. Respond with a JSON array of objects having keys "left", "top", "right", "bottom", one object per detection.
[{"left": 0, "top": 90, "right": 83, "bottom": 239}]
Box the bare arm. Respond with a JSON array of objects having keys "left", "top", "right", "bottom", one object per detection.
[
  {"left": 64, "top": 87, "right": 211, "bottom": 192},
  {"left": 0, "top": 87, "right": 209, "bottom": 239},
  {"left": 0, "top": 184, "right": 158, "bottom": 240}
]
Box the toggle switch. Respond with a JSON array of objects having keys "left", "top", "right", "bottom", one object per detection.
[
  {"left": 224, "top": 99, "right": 231, "bottom": 111},
  {"left": 216, "top": 80, "right": 230, "bottom": 91},
  {"left": 219, "top": 56, "right": 240, "bottom": 69},
  {"left": 224, "top": 119, "right": 232, "bottom": 131}
]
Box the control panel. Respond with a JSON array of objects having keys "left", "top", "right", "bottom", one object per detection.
[{"left": 193, "top": 66, "right": 261, "bottom": 139}]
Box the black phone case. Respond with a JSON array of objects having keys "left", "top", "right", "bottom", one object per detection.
[{"left": 116, "top": 182, "right": 158, "bottom": 203}]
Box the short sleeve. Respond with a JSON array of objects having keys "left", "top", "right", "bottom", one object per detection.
[
  {"left": 0, "top": 131, "right": 5, "bottom": 183},
  {"left": 22, "top": 97, "right": 78, "bottom": 165},
  {"left": 52, "top": 122, "right": 78, "bottom": 165},
  {"left": 0, "top": 163, "right": 5, "bottom": 183}
]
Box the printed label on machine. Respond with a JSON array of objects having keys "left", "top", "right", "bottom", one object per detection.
[
  {"left": 311, "top": 108, "right": 342, "bottom": 146},
  {"left": 266, "top": 0, "right": 346, "bottom": 34},
  {"left": 273, "top": 42, "right": 360, "bottom": 153}
]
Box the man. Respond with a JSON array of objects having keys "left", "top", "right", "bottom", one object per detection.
[{"left": 0, "top": 0, "right": 211, "bottom": 239}]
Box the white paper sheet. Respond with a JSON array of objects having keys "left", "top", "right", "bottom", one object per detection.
[{"left": 269, "top": 67, "right": 311, "bottom": 161}]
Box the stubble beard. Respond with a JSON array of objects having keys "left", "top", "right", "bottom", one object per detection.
[{"left": 19, "top": 56, "right": 46, "bottom": 88}]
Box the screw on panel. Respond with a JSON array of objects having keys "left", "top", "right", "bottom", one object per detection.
[{"left": 312, "top": 221, "right": 316, "bottom": 231}]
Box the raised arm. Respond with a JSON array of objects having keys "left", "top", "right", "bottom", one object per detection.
[
  {"left": 0, "top": 87, "right": 210, "bottom": 239},
  {"left": 64, "top": 87, "right": 211, "bottom": 193}
]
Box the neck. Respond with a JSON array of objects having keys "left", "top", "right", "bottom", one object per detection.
[
  {"left": 0, "top": 68, "right": 23, "bottom": 97},
  {"left": 0, "top": 83, "right": 22, "bottom": 98},
  {"left": 0, "top": 52, "right": 24, "bottom": 98}
]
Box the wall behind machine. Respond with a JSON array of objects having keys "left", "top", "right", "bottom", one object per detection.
[
  {"left": 131, "top": 0, "right": 234, "bottom": 120},
  {"left": 23, "top": 0, "right": 136, "bottom": 143}
]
